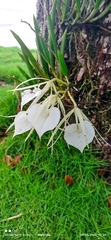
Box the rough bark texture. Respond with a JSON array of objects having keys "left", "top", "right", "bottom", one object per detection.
[
  {"left": 36, "top": 0, "right": 53, "bottom": 38},
  {"left": 36, "top": 1, "right": 111, "bottom": 163}
]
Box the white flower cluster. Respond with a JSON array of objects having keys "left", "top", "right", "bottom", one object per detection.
[{"left": 8, "top": 78, "right": 95, "bottom": 152}]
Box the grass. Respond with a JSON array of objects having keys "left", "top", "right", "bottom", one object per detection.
[
  {"left": 0, "top": 46, "right": 36, "bottom": 83},
  {"left": 0, "top": 133, "right": 111, "bottom": 239},
  {"left": 0, "top": 47, "right": 111, "bottom": 239},
  {"left": 0, "top": 87, "right": 17, "bottom": 136}
]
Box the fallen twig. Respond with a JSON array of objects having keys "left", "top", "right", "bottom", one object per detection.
[
  {"left": 96, "top": 25, "right": 111, "bottom": 34},
  {"left": 1, "top": 213, "right": 22, "bottom": 222}
]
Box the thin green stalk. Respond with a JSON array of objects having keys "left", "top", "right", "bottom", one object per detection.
[
  {"left": 90, "top": 2, "right": 111, "bottom": 22},
  {"left": 82, "top": 0, "right": 103, "bottom": 23}
]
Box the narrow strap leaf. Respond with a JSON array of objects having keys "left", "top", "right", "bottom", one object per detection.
[
  {"left": 82, "top": 0, "right": 103, "bottom": 23},
  {"left": 48, "top": 15, "right": 57, "bottom": 58},
  {"left": 57, "top": 51, "right": 68, "bottom": 77},
  {"left": 33, "top": 16, "right": 50, "bottom": 76},
  {"left": 11, "top": 30, "right": 46, "bottom": 78},
  {"left": 62, "top": 0, "right": 69, "bottom": 21},
  {"left": 22, "top": 54, "right": 35, "bottom": 78},
  {"left": 60, "top": 29, "right": 67, "bottom": 57},
  {"left": 94, "top": 0, "right": 103, "bottom": 10},
  {"left": 90, "top": 2, "right": 111, "bottom": 22},
  {"left": 17, "top": 66, "right": 30, "bottom": 79}
]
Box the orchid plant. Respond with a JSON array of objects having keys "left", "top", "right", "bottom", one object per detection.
[
  {"left": 7, "top": 75, "right": 96, "bottom": 152},
  {"left": 6, "top": 0, "right": 111, "bottom": 152}
]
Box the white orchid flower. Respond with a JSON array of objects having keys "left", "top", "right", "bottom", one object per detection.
[
  {"left": 64, "top": 107, "right": 95, "bottom": 152},
  {"left": 13, "top": 111, "right": 32, "bottom": 136},
  {"left": 13, "top": 101, "right": 60, "bottom": 139},
  {"left": 48, "top": 105, "right": 95, "bottom": 152},
  {"left": 28, "top": 104, "right": 60, "bottom": 138},
  {"left": 21, "top": 87, "right": 42, "bottom": 109},
  {"left": 64, "top": 120, "right": 95, "bottom": 152}
]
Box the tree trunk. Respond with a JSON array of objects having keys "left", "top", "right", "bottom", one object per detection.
[{"left": 36, "top": 1, "right": 111, "bottom": 160}]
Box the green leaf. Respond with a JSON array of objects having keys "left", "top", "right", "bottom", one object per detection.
[
  {"left": 33, "top": 17, "right": 56, "bottom": 74},
  {"left": 76, "top": 0, "right": 81, "bottom": 17},
  {"left": 60, "top": 29, "right": 67, "bottom": 57},
  {"left": 82, "top": 0, "right": 103, "bottom": 23},
  {"left": 18, "top": 52, "right": 25, "bottom": 62},
  {"left": 94, "top": 0, "right": 102, "bottom": 10},
  {"left": 48, "top": 15, "right": 57, "bottom": 58},
  {"left": 11, "top": 30, "right": 47, "bottom": 78},
  {"left": 18, "top": 52, "right": 43, "bottom": 81},
  {"left": 47, "top": 1, "right": 57, "bottom": 72},
  {"left": 90, "top": 2, "right": 111, "bottom": 22},
  {"left": 49, "top": 39, "right": 55, "bottom": 72},
  {"left": 76, "top": 0, "right": 81, "bottom": 15},
  {"left": 33, "top": 16, "right": 50, "bottom": 76},
  {"left": 57, "top": 51, "right": 68, "bottom": 77},
  {"left": 17, "top": 66, "right": 30, "bottom": 79},
  {"left": 22, "top": 54, "right": 35, "bottom": 78},
  {"left": 62, "top": 0, "right": 69, "bottom": 21},
  {"left": 71, "top": 0, "right": 81, "bottom": 24},
  {"left": 18, "top": 52, "right": 37, "bottom": 79},
  {"left": 51, "top": 0, "right": 57, "bottom": 24}
]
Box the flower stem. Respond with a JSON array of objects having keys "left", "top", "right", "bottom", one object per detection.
[{"left": 67, "top": 91, "right": 77, "bottom": 107}]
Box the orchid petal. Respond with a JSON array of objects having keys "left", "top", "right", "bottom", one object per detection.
[
  {"left": 21, "top": 88, "right": 41, "bottom": 109},
  {"left": 28, "top": 104, "right": 60, "bottom": 138},
  {"left": 64, "top": 120, "right": 95, "bottom": 152},
  {"left": 14, "top": 111, "right": 32, "bottom": 136}
]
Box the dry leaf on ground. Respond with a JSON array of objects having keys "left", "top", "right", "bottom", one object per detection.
[
  {"left": 5, "top": 154, "right": 22, "bottom": 167},
  {"left": 64, "top": 175, "right": 74, "bottom": 185}
]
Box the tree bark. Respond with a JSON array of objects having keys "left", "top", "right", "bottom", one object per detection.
[{"left": 36, "top": 1, "right": 111, "bottom": 160}]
